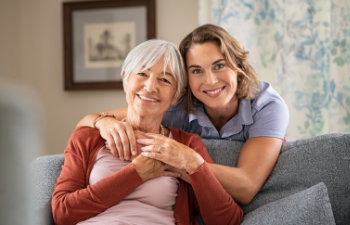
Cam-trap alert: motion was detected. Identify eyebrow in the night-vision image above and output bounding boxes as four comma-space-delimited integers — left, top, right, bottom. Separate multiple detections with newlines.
163, 71, 174, 76
188, 58, 226, 69
146, 68, 174, 77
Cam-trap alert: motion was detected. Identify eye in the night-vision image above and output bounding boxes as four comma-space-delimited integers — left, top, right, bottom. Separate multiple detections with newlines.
214, 63, 225, 70
159, 77, 171, 84
137, 72, 147, 77
190, 68, 202, 74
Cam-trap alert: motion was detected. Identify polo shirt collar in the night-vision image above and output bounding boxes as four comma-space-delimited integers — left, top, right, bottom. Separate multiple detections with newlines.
189, 99, 254, 138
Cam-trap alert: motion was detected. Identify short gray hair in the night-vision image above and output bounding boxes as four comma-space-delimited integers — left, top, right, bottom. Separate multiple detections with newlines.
122, 39, 186, 98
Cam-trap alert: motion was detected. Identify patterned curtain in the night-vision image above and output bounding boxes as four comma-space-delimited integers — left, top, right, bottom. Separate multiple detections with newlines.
199, 0, 350, 140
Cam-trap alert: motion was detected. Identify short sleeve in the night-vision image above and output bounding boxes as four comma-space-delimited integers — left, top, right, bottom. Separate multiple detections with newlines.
247, 98, 289, 139
162, 102, 189, 130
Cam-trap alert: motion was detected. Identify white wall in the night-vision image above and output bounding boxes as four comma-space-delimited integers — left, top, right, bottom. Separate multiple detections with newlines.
0, 0, 198, 155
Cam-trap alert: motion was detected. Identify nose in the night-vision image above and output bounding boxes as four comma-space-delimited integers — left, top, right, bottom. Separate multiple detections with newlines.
206, 70, 218, 84
143, 76, 157, 92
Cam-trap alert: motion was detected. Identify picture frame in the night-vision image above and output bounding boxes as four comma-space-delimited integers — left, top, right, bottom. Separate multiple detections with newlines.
63, 0, 156, 90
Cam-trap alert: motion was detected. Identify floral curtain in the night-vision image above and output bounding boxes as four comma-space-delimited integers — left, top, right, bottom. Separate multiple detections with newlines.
199, 0, 350, 140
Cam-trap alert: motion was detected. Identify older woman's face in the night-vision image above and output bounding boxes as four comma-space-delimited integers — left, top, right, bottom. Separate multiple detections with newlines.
124, 58, 178, 118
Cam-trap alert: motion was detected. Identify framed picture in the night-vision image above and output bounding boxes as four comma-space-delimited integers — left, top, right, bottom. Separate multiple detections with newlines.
63, 0, 156, 90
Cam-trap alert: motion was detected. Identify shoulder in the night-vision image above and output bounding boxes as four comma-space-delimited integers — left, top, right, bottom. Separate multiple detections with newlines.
170, 127, 199, 139
246, 81, 289, 139
68, 127, 105, 151
70, 126, 102, 141
170, 128, 203, 147
253, 81, 287, 111
163, 102, 189, 129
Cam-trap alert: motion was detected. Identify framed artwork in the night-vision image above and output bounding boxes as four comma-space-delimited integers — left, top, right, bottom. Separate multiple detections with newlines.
63, 0, 156, 90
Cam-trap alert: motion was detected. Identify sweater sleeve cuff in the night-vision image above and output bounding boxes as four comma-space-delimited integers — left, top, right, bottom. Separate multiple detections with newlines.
188, 161, 215, 182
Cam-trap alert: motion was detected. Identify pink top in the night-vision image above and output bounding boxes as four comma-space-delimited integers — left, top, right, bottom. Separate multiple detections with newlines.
78, 145, 179, 225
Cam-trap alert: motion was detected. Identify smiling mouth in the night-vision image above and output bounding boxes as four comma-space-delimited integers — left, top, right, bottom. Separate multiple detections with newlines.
203, 87, 225, 97
137, 94, 159, 102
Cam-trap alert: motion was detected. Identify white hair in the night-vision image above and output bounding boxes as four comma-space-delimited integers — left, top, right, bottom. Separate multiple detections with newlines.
122, 39, 186, 98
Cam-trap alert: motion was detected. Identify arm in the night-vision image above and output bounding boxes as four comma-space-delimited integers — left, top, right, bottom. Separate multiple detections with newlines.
139, 130, 243, 225
51, 127, 143, 225
52, 127, 177, 225
189, 163, 243, 225
76, 107, 127, 128
76, 107, 137, 160
209, 92, 289, 204
187, 133, 243, 225
208, 137, 282, 204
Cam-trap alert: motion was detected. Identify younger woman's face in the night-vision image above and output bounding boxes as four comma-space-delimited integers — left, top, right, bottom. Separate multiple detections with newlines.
186, 42, 239, 111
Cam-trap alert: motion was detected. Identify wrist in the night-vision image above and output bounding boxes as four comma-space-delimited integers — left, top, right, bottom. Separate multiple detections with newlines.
93, 112, 116, 129
185, 152, 204, 174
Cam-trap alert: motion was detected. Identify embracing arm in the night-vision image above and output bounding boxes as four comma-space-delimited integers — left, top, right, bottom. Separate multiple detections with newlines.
76, 107, 127, 128
76, 107, 137, 160
208, 136, 282, 204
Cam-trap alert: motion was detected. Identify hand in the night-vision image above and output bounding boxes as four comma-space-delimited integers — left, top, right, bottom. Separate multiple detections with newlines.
95, 117, 137, 160
168, 168, 191, 183
137, 133, 204, 174
132, 155, 181, 182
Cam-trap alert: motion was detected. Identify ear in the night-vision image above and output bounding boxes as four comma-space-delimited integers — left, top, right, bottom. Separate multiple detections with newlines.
171, 88, 186, 106
122, 72, 127, 92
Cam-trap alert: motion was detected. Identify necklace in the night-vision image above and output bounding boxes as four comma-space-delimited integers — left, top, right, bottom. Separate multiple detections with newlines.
121, 118, 165, 136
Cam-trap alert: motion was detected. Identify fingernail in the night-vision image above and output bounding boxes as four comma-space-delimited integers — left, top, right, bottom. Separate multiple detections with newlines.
132, 151, 137, 155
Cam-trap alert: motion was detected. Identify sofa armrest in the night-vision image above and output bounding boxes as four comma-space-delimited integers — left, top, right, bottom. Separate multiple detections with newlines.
31, 154, 64, 225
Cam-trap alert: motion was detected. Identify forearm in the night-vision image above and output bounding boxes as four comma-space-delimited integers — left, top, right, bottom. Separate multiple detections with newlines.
208, 137, 282, 204
190, 162, 243, 225
207, 163, 260, 204
52, 163, 143, 225
76, 113, 99, 128
76, 108, 128, 128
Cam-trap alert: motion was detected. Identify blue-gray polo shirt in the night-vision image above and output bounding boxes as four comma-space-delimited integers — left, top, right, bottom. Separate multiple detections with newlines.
162, 81, 289, 141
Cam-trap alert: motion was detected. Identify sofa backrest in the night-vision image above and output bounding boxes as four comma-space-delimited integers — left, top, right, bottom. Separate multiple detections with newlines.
31, 133, 350, 225
203, 133, 350, 225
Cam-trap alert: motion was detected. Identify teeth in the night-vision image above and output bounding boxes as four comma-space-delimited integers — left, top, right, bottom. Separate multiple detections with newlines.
206, 88, 221, 95
138, 94, 157, 102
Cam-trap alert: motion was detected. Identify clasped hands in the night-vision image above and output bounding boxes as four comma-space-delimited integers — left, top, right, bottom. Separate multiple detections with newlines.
131, 131, 204, 183
99, 118, 204, 182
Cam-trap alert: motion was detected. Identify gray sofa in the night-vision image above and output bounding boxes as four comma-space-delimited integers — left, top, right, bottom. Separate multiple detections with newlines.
31, 132, 350, 225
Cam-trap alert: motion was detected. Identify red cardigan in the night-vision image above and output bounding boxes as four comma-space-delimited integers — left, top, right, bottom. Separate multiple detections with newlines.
52, 127, 243, 225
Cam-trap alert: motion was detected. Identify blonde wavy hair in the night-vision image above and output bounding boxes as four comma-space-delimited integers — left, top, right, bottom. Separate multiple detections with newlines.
179, 24, 260, 112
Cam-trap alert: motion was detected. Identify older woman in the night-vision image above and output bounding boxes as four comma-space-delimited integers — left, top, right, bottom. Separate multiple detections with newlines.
51, 40, 242, 225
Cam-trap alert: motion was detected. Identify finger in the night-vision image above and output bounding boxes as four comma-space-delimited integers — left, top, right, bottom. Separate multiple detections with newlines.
106, 134, 118, 157
136, 138, 156, 146
124, 122, 137, 156
117, 127, 131, 160
112, 131, 125, 160
161, 171, 181, 178
141, 151, 158, 159
140, 145, 157, 152
143, 132, 167, 139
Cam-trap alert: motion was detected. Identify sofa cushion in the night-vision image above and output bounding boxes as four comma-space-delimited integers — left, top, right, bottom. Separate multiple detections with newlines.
240, 182, 335, 225
202, 132, 350, 225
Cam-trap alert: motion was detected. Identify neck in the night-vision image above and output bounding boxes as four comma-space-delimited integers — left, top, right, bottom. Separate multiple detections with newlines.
125, 110, 164, 134
204, 99, 239, 131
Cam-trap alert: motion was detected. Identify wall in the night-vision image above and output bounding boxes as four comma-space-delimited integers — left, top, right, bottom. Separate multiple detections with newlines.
0, 0, 198, 155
